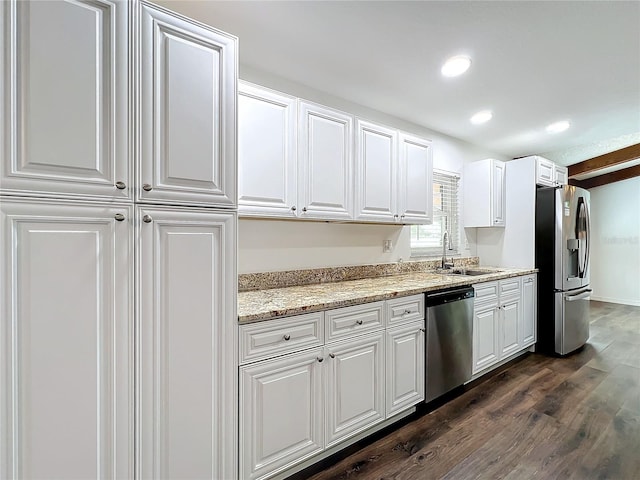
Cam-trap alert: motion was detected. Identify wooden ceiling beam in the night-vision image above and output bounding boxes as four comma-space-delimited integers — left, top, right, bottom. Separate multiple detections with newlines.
568, 143, 640, 177
569, 164, 640, 189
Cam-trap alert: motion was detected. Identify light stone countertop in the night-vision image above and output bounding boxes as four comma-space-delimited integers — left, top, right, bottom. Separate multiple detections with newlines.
238, 267, 537, 323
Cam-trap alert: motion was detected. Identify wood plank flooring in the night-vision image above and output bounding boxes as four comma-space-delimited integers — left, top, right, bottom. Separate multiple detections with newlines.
291, 301, 640, 480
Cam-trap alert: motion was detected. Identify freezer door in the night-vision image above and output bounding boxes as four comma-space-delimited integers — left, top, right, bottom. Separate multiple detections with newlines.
555, 186, 590, 291
554, 287, 591, 355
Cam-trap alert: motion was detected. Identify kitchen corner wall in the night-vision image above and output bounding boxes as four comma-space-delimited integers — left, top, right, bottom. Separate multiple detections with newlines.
237, 66, 508, 273
589, 177, 640, 306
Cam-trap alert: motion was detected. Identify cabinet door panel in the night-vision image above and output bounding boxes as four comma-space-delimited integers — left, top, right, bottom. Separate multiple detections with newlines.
355, 120, 396, 222
239, 349, 323, 480
140, 3, 236, 207
536, 158, 555, 186
398, 133, 433, 224
238, 83, 297, 217
0, 199, 133, 479
138, 207, 236, 480
521, 275, 537, 347
299, 102, 353, 220
492, 160, 506, 226
325, 332, 385, 447
386, 322, 424, 417
1, 0, 130, 200
472, 304, 499, 374
501, 297, 521, 357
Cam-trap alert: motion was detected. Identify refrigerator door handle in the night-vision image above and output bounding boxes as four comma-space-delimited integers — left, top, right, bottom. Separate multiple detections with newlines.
565, 288, 592, 301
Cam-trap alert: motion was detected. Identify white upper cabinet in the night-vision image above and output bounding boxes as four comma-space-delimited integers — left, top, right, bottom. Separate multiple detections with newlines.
554, 164, 568, 186
238, 82, 297, 217
398, 133, 433, 224
463, 158, 506, 227
1, 198, 133, 479
298, 101, 354, 220
0, 0, 131, 200
535, 156, 555, 186
139, 2, 237, 207
355, 119, 398, 222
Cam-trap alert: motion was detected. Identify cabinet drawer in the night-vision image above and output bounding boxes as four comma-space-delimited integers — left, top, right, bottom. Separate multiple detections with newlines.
473, 281, 498, 305
239, 312, 324, 364
500, 278, 522, 298
325, 301, 385, 342
386, 294, 425, 326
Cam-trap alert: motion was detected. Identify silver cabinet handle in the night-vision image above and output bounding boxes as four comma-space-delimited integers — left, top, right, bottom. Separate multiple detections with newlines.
302, 207, 307, 213
142, 215, 153, 223
393, 214, 399, 220
317, 357, 324, 363
283, 334, 291, 341
142, 184, 153, 191
356, 320, 363, 325
114, 213, 125, 221
115, 181, 126, 190
291, 206, 297, 212
404, 309, 412, 315
420, 328, 426, 333
329, 353, 335, 359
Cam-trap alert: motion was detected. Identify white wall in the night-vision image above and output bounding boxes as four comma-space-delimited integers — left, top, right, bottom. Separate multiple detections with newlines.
236, 68, 507, 273
589, 177, 640, 306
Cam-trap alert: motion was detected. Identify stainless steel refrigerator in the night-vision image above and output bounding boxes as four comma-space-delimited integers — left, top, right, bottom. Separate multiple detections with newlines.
535, 185, 591, 355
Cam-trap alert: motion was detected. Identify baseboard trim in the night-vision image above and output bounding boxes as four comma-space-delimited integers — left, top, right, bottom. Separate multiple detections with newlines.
591, 296, 640, 307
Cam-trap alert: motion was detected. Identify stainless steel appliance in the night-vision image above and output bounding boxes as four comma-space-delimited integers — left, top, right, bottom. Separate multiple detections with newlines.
535, 185, 591, 355
425, 287, 474, 403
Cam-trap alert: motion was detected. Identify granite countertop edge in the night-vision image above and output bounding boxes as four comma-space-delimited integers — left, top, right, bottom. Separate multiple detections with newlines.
238, 267, 538, 324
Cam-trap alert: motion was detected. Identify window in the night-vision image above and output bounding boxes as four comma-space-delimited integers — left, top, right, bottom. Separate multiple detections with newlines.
411, 170, 460, 257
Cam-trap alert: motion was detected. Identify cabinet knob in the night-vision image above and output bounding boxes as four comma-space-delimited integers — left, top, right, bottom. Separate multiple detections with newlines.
420, 328, 426, 333
317, 357, 324, 363
142, 184, 153, 191
401, 214, 405, 220
404, 309, 412, 315
115, 181, 126, 190
356, 319, 363, 325
329, 353, 335, 359
283, 334, 291, 341
114, 213, 125, 221
291, 206, 297, 212
394, 214, 399, 220
142, 214, 153, 223
302, 207, 307, 213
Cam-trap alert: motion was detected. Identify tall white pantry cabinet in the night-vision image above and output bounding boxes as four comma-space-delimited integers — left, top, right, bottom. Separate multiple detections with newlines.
0, 1, 238, 479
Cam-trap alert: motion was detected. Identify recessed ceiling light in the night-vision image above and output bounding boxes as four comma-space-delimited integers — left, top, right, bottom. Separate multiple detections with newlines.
470, 110, 492, 125
546, 120, 570, 133
441, 55, 472, 77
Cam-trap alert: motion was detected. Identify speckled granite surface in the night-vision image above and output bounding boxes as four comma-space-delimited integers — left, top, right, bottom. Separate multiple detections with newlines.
238, 257, 480, 291
238, 266, 537, 323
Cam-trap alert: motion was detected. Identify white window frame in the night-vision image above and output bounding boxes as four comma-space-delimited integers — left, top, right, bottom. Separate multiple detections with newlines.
410, 169, 460, 258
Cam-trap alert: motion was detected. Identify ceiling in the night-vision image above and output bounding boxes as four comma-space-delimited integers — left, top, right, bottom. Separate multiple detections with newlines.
157, 0, 640, 167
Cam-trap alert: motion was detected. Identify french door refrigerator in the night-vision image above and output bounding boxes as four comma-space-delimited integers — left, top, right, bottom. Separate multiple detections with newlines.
535, 185, 591, 355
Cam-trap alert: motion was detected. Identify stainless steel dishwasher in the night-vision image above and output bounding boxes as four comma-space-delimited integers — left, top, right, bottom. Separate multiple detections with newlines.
425, 286, 475, 403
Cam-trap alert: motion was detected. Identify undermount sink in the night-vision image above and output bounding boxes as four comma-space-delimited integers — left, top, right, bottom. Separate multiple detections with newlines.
438, 268, 501, 276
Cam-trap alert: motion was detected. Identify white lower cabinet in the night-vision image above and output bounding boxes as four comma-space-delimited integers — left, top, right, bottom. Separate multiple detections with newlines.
0, 198, 134, 479
472, 300, 500, 374
239, 348, 324, 480
520, 274, 537, 347
472, 275, 536, 375
137, 206, 237, 480
239, 294, 424, 479
386, 321, 425, 417
325, 332, 385, 448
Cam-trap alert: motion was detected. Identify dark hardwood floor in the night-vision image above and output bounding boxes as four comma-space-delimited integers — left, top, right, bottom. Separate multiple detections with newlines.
293, 301, 640, 480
